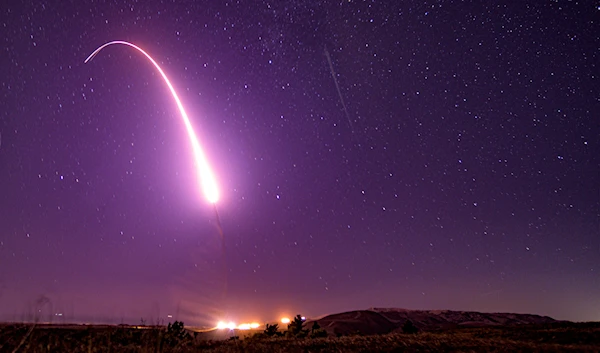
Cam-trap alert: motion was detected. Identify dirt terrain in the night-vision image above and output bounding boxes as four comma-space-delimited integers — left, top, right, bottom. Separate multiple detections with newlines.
1, 309, 598, 352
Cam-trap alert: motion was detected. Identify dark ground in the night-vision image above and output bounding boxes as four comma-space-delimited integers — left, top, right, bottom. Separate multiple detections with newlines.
1, 321, 599, 352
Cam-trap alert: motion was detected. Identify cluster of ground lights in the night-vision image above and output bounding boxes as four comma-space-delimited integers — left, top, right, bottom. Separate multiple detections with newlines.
215, 316, 305, 330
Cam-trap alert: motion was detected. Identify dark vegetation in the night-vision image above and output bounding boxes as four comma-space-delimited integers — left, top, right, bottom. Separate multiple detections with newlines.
401, 319, 419, 334
0, 320, 598, 352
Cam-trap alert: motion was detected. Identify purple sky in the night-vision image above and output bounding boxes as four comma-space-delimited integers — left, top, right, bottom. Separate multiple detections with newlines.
1, 1, 598, 326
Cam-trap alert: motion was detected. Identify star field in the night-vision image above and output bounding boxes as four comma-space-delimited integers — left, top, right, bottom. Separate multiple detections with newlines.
0, 1, 598, 325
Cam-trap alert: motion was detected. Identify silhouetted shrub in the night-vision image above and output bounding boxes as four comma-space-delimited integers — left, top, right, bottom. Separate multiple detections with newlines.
264, 323, 283, 337
163, 321, 191, 347
402, 320, 419, 334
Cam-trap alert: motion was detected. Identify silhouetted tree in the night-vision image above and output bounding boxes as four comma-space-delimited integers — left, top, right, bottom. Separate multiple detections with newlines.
402, 320, 419, 334
309, 321, 328, 338
287, 314, 308, 338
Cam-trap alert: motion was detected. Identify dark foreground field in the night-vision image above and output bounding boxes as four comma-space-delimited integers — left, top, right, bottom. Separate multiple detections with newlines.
1, 321, 599, 352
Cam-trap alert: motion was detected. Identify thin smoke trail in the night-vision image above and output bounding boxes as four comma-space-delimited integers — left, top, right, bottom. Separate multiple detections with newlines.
213, 204, 227, 301
324, 45, 354, 132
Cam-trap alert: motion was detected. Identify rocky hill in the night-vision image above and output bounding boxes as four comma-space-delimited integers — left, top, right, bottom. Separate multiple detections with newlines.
308, 308, 558, 336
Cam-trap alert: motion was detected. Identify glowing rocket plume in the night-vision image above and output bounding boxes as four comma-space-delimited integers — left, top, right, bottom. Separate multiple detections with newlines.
85, 41, 219, 203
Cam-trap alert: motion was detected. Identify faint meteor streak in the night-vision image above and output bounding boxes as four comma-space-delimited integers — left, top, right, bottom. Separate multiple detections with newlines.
324, 45, 354, 132
85, 41, 219, 204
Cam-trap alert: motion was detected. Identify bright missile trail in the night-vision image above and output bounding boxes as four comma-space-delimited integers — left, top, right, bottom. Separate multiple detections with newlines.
85, 41, 229, 313
85, 41, 219, 204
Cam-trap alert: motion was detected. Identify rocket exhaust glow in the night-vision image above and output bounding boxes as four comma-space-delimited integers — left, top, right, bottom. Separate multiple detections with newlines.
85, 41, 219, 204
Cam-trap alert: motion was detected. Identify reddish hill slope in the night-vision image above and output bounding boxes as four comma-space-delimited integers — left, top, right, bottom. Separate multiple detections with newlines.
308, 308, 558, 336
310, 310, 397, 336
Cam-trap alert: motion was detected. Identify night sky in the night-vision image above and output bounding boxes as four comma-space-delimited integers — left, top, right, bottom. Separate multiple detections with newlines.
1, 1, 598, 326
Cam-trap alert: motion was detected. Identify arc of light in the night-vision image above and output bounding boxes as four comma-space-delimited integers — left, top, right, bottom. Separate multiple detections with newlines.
85, 41, 219, 204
